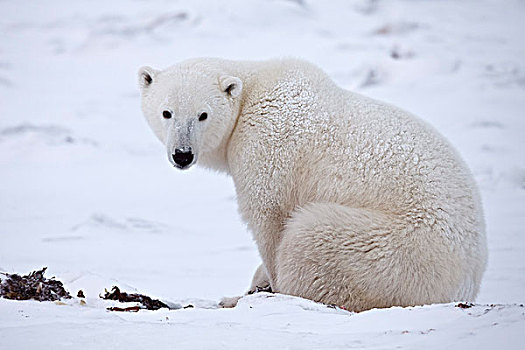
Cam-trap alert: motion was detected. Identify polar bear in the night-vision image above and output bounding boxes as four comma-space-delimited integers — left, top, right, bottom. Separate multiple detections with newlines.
138, 58, 487, 311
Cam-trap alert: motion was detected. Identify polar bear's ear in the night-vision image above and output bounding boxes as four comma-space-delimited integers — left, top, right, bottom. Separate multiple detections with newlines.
219, 75, 243, 98
138, 66, 157, 89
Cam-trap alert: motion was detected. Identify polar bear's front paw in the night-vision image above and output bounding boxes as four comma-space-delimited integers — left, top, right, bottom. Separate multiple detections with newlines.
248, 264, 272, 294
218, 295, 242, 308
247, 284, 273, 295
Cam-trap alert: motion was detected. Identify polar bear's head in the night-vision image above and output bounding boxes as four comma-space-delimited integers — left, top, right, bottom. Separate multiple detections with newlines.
138, 61, 243, 170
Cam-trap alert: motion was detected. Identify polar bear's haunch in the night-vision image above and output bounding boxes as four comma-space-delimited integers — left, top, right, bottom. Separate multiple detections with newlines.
139, 58, 487, 311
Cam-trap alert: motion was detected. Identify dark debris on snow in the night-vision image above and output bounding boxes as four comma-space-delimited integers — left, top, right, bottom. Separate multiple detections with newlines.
0, 267, 71, 301
101, 286, 172, 311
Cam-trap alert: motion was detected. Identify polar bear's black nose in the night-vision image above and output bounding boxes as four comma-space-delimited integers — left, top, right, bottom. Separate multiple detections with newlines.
172, 147, 194, 168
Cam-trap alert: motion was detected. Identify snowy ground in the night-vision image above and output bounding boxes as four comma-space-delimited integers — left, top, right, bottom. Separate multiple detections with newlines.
1, 0, 524, 349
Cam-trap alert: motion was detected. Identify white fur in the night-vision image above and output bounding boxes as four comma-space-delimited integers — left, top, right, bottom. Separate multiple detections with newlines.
139, 58, 487, 311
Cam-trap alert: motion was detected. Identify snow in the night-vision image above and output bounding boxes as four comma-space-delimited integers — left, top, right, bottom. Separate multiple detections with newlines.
0, 0, 524, 348
1, 294, 523, 350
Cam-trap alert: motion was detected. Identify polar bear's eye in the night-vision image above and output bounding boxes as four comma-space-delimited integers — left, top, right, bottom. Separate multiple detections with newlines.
198, 112, 208, 121
162, 110, 172, 119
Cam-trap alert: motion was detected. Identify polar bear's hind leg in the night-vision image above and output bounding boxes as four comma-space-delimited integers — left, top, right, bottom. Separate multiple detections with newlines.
274, 202, 466, 312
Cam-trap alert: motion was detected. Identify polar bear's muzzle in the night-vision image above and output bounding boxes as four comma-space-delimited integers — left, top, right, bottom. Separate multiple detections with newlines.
171, 146, 194, 169
166, 119, 198, 170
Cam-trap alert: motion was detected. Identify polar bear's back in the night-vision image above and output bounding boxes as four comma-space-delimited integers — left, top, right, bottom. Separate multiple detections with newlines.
234, 58, 479, 212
